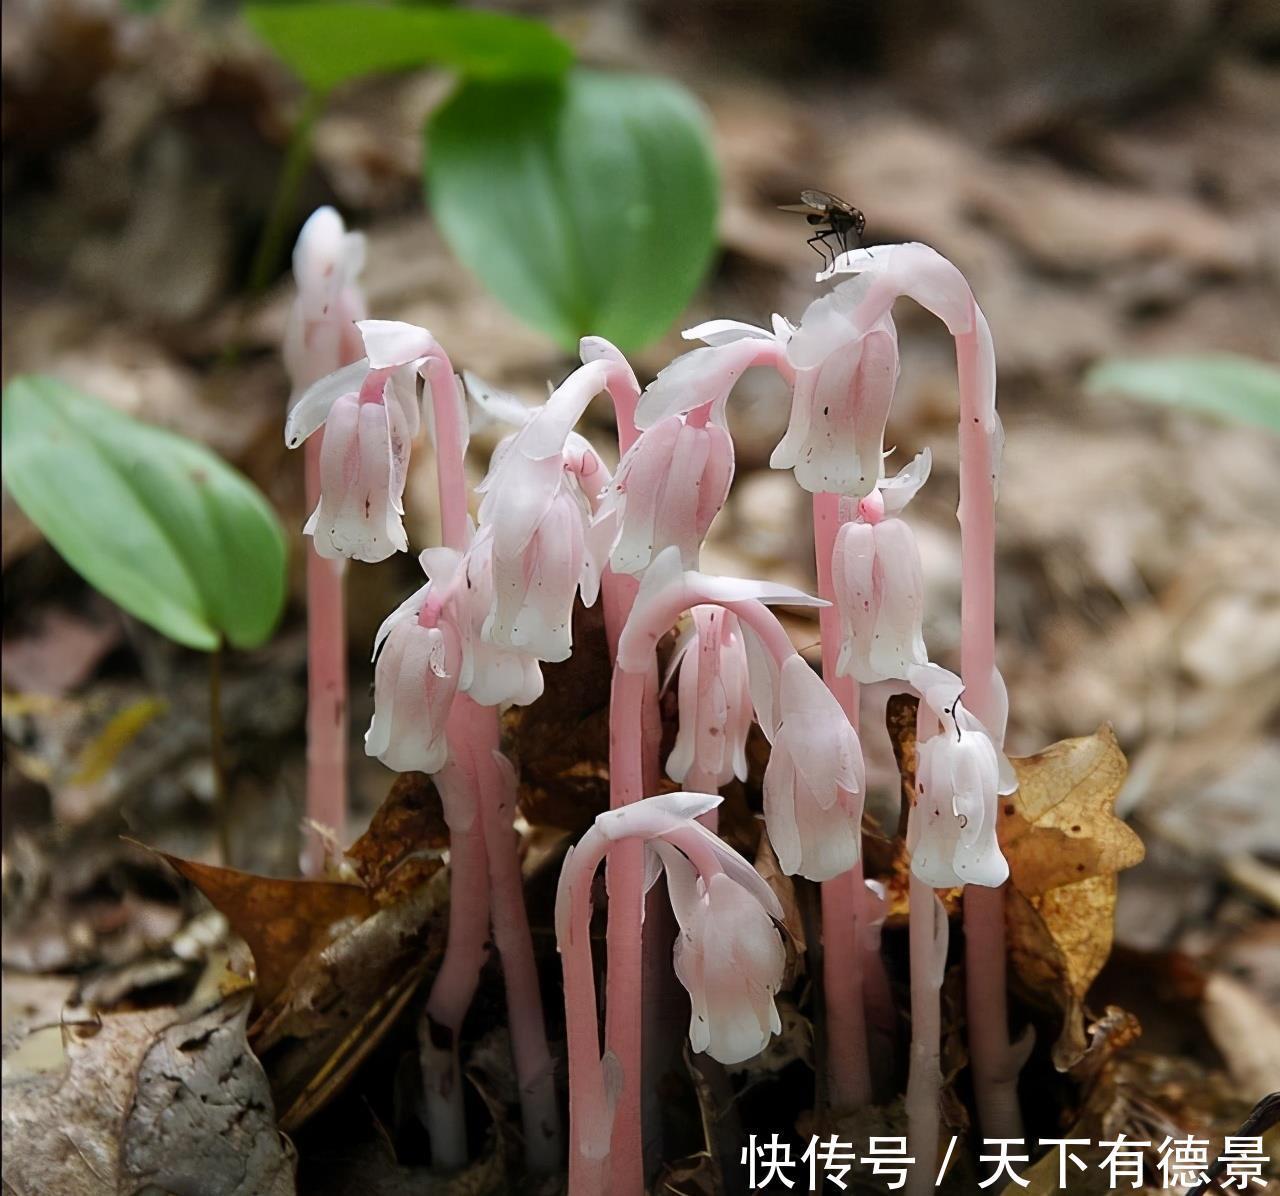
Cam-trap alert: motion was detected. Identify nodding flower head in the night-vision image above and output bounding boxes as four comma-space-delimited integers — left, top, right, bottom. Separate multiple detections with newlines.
832, 449, 931, 684
473, 356, 623, 662
660, 843, 787, 1065
666, 607, 753, 789
598, 404, 734, 577
906, 663, 1011, 889
284, 206, 367, 394
762, 655, 866, 882
365, 550, 471, 775
284, 320, 457, 563
557, 792, 786, 1066
772, 274, 899, 499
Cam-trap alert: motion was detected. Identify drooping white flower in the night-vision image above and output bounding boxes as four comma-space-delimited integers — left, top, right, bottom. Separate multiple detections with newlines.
597, 407, 734, 576
832, 450, 931, 684
556, 792, 786, 1067
659, 844, 787, 1065
762, 655, 866, 881
773, 274, 899, 498
473, 352, 626, 662
365, 551, 470, 774
906, 663, 1011, 889
666, 607, 753, 789
285, 320, 461, 563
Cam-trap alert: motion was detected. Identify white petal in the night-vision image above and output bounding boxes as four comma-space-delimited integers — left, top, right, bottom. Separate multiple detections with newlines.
357, 319, 434, 368
285, 359, 369, 447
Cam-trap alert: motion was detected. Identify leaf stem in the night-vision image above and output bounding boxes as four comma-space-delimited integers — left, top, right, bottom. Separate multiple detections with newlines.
209, 641, 231, 866
248, 89, 327, 298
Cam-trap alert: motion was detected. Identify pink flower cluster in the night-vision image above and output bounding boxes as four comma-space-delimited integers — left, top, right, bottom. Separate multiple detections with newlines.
286, 212, 1025, 1192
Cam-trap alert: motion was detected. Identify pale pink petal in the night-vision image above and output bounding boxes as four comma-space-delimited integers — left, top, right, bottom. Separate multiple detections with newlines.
867, 518, 928, 682
285, 361, 368, 447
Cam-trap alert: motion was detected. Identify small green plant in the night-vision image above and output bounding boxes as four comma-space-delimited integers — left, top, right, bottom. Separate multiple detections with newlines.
1086, 352, 1280, 433
3, 375, 287, 651
244, 2, 719, 352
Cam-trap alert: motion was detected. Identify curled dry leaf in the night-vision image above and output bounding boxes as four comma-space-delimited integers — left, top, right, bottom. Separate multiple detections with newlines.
148, 770, 452, 1134
344, 769, 450, 906
1, 991, 295, 1196
1000, 726, 1146, 1070
156, 850, 377, 1010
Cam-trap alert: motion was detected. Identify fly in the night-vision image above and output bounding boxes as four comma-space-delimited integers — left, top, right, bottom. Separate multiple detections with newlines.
779, 189, 867, 268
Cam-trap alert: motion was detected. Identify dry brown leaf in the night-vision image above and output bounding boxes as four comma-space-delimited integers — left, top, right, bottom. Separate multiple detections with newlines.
507, 601, 612, 834
1000, 726, 1145, 1069
345, 769, 449, 906
1, 991, 294, 1196
252, 871, 448, 1132
158, 851, 377, 1009
753, 832, 806, 986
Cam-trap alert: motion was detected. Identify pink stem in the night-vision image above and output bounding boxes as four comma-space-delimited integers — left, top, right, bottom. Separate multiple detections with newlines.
954, 323, 1022, 1141
905, 875, 946, 1196
812, 491, 873, 1111
472, 706, 563, 1172
605, 592, 797, 1190
419, 774, 490, 1170
604, 667, 648, 1194
302, 434, 348, 876
562, 820, 725, 1196
418, 345, 562, 1166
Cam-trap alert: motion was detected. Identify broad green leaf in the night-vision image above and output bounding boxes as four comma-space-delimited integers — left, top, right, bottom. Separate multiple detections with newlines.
2, 376, 287, 652
245, 4, 572, 91
426, 69, 720, 352
1085, 353, 1280, 434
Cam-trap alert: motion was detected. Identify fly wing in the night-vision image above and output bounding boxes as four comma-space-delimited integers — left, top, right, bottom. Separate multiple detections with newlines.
799, 188, 846, 211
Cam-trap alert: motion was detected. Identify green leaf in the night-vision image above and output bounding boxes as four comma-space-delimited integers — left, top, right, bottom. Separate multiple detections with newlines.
2, 376, 288, 652
426, 69, 720, 352
1085, 353, 1280, 433
245, 4, 573, 91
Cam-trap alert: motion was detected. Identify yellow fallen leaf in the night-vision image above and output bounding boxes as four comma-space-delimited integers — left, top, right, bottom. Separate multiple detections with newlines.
69, 696, 168, 784
999, 726, 1145, 1069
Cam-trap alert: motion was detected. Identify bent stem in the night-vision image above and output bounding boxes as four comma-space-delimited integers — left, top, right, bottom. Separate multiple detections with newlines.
812, 491, 874, 1111
302, 434, 348, 876
562, 815, 724, 1196
954, 320, 1022, 1140
905, 875, 946, 1196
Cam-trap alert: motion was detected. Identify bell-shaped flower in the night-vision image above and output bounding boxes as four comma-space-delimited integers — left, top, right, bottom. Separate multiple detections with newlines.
762, 655, 866, 881
557, 792, 786, 1067
597, 403, 734, 576
474, 356, 624, 662
461, 530, 545, 707
813, 242, 1004, 489
284, 206, 367, 395
772, 273, 899, 498
658, 842, 786, 1065
365, 550, 471, 774
832, 450, 931, 683
285, 320, 450, 563
666, 607, 753, 789
906, 663, 1010, 889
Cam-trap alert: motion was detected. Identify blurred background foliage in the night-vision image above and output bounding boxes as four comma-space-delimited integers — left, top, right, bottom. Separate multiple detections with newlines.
2, 0, 1279, 1183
